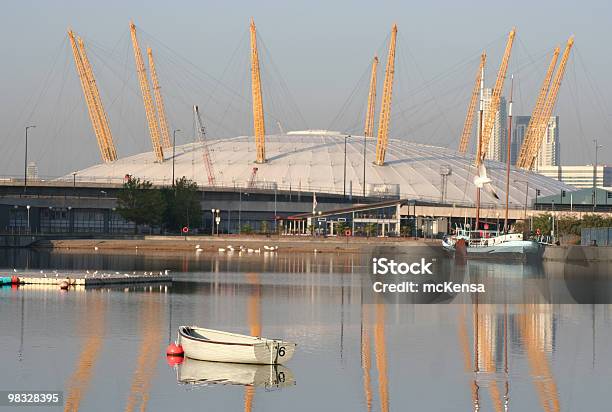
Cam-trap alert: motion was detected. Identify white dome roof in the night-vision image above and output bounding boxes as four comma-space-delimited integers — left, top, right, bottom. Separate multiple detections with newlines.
69, 133, 572, 207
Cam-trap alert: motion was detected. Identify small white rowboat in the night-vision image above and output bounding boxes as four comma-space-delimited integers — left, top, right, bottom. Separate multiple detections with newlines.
178, 326, 296, 365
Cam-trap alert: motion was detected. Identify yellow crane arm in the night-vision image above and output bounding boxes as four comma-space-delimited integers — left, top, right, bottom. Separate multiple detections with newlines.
68, 30, 115, 163
374, 24, 398, 166
147, 48, 172, 149
364, 56, 379, 138
129, 21, 164, 162
250, 18, 266, 164
77, 37, 117, 162
516, 47, 560, 168
459, 52, 486, 154
519, 37, 573, 170
478, 28, 516, 164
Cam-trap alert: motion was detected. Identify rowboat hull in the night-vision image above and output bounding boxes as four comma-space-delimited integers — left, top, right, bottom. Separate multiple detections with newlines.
178, 326, 296, 365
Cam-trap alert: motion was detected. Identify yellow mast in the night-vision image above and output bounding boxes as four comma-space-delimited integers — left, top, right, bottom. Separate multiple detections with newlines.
478, 28, 516, 164
459, 52, 486, 154
364, 56, 379, 138
129, 21, 164, 162
518, 37, 573, 170
68, 30, 116, 163
515, 47, 560, 168
147, 47, 172, 149
250, 18, 266, 164
374, 24, 398, 166
77, 37, 117, 162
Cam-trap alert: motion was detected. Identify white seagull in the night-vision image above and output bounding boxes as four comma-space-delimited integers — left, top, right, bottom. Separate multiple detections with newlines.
473, 163, 499, 200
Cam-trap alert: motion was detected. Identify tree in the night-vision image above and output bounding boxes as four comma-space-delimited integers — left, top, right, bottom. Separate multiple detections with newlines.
532, 214, 553, 236
336, 221, 348, 236
163, 177, 202, 231
242, 224, 253, 234
116, 176, 165, 228
364, 223, 378, 237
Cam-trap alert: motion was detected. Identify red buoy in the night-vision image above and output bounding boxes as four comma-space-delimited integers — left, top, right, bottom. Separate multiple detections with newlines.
11, 276, 19, 284
166, 342, 184, 357
166, 355, 184, 367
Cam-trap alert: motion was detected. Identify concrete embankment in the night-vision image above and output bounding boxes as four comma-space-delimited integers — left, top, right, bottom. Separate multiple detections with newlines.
34, 236, 443, 254
544, 245, 612, 262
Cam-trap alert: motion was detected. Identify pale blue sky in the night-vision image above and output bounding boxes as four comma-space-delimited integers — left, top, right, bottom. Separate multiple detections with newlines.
1, 0, 610, 176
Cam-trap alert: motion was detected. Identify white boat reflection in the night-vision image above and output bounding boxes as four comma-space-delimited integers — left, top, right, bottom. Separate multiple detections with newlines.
178, 357, 295, 389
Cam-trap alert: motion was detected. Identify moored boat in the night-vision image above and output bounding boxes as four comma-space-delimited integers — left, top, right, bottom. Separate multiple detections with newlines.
178, 326, 296, 365
442, 227, 544, 261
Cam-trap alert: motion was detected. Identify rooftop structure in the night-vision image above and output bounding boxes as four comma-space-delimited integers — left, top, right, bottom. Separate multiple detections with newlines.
68, 132, 572, 208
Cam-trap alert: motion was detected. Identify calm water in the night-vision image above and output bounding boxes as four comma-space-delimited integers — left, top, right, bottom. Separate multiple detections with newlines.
0, 249, 611, 411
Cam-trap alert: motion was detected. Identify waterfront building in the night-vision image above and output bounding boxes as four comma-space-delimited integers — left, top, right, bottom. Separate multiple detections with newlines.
537, 165, 612, 188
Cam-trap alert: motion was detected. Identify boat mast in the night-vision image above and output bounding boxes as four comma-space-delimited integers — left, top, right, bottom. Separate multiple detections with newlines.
475, 61, 485, 231
504, 75, 514, 233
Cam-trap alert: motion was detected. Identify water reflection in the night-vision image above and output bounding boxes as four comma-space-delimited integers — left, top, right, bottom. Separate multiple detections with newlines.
245, 272, 261, 412
0, 249, 610, 411
63, 293, 106, 412
125, 295, 165, 412
178, 358, 295, 388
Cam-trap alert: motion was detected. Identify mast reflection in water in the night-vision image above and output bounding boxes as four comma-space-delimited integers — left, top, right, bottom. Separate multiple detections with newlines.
0, 249, 609, 411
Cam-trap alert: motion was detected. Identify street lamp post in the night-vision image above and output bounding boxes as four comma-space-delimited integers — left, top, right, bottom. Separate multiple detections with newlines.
593, 139, 603, 211
211, 209, 215, 236
172, 129, 181, 188
72, 171, 77, 196
215, 209, 220, 236
24, 125, 36, 193
26, 205, 31, 233
344, 135, 350, 198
